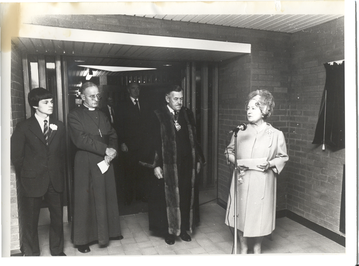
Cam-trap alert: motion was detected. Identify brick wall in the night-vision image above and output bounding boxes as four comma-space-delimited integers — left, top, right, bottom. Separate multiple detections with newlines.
218, 17, 344, 235
217, 31, 291, 211
287, 18, 345, 235
10, 40, 25, 251
218, 55, 252, 203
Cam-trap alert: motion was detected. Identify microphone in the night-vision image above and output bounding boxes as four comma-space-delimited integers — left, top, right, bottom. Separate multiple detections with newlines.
229, 123, 247, 133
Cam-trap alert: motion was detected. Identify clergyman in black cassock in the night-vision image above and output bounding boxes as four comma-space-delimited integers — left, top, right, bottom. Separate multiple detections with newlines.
68, 82, 122, 253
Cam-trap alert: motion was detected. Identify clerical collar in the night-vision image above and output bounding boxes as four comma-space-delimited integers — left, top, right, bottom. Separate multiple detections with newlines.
83, 103, 95, 111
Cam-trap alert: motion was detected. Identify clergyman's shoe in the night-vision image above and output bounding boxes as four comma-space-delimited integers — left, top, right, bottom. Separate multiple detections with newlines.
77, 245, 91, 253
180, 232, 192, 242
52, 252, 66, 256
164, 233, 175, 245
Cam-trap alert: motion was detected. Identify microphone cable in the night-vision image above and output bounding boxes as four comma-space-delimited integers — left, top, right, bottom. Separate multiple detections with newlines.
225, 134, 236, 254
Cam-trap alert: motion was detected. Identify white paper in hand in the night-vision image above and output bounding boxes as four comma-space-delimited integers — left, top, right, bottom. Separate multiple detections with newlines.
237, 157, 267, 171
97, 160, 109, 174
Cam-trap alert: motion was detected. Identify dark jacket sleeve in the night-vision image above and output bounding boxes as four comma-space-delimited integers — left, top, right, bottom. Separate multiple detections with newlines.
11, 121, 25, 172
56, 120, 66, 169
153, 112, 163, 168
139, 110, 161, 168
185, 108, 206, 165
116, 103, 125, 145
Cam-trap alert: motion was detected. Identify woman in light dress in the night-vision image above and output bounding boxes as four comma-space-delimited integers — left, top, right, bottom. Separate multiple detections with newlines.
225, 89, 289, 254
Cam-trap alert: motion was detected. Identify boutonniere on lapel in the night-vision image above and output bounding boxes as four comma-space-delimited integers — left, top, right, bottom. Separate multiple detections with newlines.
49, 124, 58, 131
48, 124, 58, 140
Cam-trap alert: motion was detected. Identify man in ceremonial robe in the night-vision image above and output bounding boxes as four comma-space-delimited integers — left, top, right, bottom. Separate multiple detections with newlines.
140, 85, 205, 245
68, 82, 122, 253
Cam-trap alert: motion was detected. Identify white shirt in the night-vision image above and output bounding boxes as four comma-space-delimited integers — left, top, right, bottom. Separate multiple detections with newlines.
107, 105, 114, 123
35, 113, 50, 132
166, 105, 176, 115
130, 97, 140, 110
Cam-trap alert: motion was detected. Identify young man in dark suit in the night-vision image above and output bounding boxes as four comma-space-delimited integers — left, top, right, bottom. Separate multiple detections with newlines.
11, 88, 66, 256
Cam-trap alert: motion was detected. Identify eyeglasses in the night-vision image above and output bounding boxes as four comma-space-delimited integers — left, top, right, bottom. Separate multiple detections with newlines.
87, 94, 102, 100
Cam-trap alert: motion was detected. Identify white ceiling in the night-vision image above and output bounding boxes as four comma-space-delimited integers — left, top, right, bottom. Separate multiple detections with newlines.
139, 14, 343, 33
16, 14, 344, 77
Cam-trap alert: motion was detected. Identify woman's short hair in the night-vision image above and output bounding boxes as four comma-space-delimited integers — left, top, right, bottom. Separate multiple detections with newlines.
80, 82, 98, 94
28, 87, 53, 108
246, 89, 275, 119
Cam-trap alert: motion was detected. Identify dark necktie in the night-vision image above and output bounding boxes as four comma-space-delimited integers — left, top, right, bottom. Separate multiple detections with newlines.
173, 111, 181, 131
44, 119, 49, 145
134, 99, 140, 111
108, 105, 114, 124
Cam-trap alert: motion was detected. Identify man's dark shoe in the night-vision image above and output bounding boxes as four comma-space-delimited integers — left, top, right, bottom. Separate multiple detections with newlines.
180, 232, 191, 242
77, 245, 91, 253
164, 233, 175, 245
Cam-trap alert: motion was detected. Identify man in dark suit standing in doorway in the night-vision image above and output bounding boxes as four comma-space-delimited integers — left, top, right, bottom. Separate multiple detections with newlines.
118, 82, 149, 205
11, 88, 66, 256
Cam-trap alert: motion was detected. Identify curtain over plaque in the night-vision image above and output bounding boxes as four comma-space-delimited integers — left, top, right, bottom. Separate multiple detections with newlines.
312, 62, 345, 151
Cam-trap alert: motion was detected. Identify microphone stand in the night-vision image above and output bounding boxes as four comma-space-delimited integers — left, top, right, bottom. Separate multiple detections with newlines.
233, 130, 238, 254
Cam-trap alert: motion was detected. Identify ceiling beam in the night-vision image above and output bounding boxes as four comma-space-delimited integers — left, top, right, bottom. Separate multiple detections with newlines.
18, 24, 251, 55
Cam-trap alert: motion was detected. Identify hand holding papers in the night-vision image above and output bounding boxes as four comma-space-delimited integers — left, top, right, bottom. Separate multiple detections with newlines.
235, 157, 267, 184
236, 157, 267, 172
97, 159, 109, 174
98, 153, 118, 174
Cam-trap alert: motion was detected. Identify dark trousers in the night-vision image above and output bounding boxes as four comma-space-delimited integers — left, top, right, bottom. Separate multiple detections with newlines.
19, 183, 64, 256
122, 150, 147, 203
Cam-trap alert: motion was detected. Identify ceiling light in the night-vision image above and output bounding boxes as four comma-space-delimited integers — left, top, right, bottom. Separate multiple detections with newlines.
46, 62, 55, 69
78, 65, 156, 72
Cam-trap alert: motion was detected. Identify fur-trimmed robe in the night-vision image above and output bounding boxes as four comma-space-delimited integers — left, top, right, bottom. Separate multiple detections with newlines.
140, 105, 205, 236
